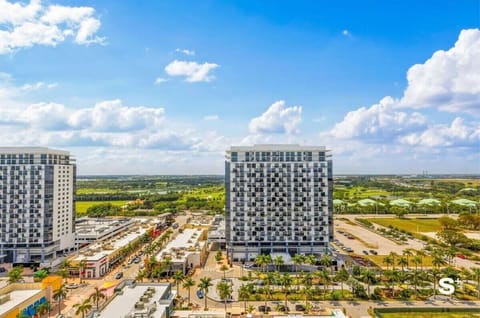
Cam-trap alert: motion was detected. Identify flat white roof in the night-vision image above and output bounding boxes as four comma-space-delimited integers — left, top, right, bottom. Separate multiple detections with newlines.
0, 289, 42, 316
156, 228, 204, 262
74, 227, 147, 262
227, 144, 328, 152
99, 284, 170, 318
0, 147, 69, 155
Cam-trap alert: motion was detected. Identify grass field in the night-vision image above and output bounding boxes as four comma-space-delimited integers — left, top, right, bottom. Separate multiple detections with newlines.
366, 218, 441, 233
366, 255, 435, 267
76, 200, 128, 213
378, 312, 480, 318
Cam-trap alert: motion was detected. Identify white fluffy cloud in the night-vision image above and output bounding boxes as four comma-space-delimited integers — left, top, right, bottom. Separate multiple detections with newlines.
329, 96, 426, 140
154, 77, 168, 85
249, 100, 302, 134
400, 28, 480, 115
326, 28, 480, 154
399, 117, 480, 147
0, 0, 104, 54
165, 60, 219, 82
68, 99, 165, 132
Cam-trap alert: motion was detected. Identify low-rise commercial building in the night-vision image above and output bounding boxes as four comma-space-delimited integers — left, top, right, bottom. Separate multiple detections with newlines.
98, 282, 174, 318
0, 276, 61, 318
156, 228, 207, 274
71, 226, 148, 278
208, 215, 226, 250
75, 217, 136, 247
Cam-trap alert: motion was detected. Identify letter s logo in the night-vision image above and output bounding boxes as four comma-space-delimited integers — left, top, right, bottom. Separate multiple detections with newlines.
439, 277, 455, 295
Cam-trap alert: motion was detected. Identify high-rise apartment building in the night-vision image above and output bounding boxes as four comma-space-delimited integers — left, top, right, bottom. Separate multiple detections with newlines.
0, 147, 76, 264
225, 144, 333, 262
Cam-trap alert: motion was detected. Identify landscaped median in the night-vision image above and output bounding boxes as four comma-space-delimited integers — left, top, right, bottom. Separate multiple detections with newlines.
372, 307, 480, 318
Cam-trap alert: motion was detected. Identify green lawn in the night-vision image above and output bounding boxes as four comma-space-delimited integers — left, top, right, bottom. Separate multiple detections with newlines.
76, 200, 128, 214
366, 218, 441, 233
379, 312, 480, 318
366, 255, 435, 267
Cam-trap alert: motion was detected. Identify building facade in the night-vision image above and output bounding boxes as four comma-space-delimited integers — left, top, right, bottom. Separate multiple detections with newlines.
0, 147, 76, 264
225, 144, 333, 262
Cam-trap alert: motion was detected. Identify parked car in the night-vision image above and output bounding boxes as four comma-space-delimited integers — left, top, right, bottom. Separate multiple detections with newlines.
115, 272, 124, 279
0, 267, 6, 273
362, 250, 369, 255
258, 305, 271, 313
277, 305, 289, 312
457, 254, 466, 259
196, 289, 204, 299
133, 257, 141, 264
295, 304, 306, 311
65, 283, 79, 289
369, 249, 378, 255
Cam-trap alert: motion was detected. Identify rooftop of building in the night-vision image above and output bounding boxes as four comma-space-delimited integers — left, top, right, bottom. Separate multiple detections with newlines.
0, 147, 70, 155
98, 283, 172, 318
156, 228, 205, 263
75, 217, 135, 237
0, 289, 42, 316
227, 144, 329, 152
73, 226, 148, 262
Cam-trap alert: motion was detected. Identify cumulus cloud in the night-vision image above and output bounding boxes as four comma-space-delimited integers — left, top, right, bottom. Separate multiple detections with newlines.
0, 0, 104, 54
175, 48, 195, 56
399, 117, 480, 148
249, 100, 302, 134
67, 99, 165, 132
329, 96, 426, 141
325, 28, 480, 155
165, 60, 219, 82
342, 29, 351, 37
400, 28, 480, 116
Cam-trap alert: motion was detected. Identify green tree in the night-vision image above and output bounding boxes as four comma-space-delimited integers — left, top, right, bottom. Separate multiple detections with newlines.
198, 277, 213, 310
238, 284, 252, 313
215, 250, 223, 263
472, 267, 480, 299
360, 268, 376, 298
220, 264, 229, 279
335, 267, 350, 298
74, 299, 92, 318
89, 287, 106, 312
183, 277, 196, 305
172, 271, 184, 297
279, 273, 292, 310
8, 266, 23, 283
273, 255, 284, 272
53, 284, 68, 315
216, 281, 233, 312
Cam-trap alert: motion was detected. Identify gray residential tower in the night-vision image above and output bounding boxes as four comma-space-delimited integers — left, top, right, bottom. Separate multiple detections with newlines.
0, 147, 76, 264
225, 144, 333, 262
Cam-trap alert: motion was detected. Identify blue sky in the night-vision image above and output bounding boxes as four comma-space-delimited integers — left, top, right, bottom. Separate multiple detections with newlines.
0, 0, 479, 174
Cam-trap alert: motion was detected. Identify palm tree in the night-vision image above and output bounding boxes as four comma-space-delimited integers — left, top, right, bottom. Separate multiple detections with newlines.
74, 299, 92, 318
398, 257, 408, 274
238, 283, 253, 313
316, 269, 331, 300
172, 271, 184, 297
78, 260, 87, 283
273, 255, 284, 272
472, 268, 480, 299
216, 280, 233, 312
335, 267, 349, 298
163, 256, 173, 277
360, 268, 376, 298
305, 254, 316, 267
320, 254, 333, 275
136, 270, 146, 282
183, 277, 196, 305
383, 255, 394, 270
53, 284, 67, 315
220, 264, 229, 279
89, 287, 106, 312
35, 302, 49, 317
198, 277, 213, 310
403, 249, 414, 270
279, 273, 292, 310
292, 254, 305, 275
430, 268, 441, 297
389, 252, 398, 270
